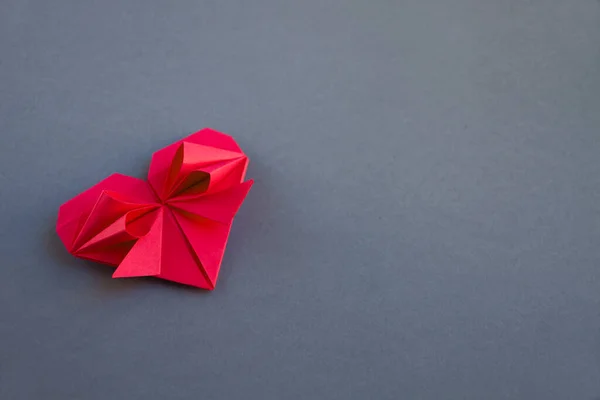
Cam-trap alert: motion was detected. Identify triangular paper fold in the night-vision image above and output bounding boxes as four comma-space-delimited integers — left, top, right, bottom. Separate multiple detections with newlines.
170, 210, 233, 288
113, 208, 165, 278
57, 174, 158, 251
156, 209, 214, 289
168, 180, 253, 224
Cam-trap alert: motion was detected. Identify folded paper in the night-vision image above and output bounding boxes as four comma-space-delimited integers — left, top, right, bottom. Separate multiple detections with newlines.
56, 128, 253, 289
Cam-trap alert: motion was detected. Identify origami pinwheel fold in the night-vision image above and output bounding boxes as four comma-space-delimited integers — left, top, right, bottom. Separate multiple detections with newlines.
56, 128, 253, 289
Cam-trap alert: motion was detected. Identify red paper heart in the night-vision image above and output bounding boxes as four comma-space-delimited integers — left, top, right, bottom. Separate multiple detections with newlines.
56, 128, 253, 289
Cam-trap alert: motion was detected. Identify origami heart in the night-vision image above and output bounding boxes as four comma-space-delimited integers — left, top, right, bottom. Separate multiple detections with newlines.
56, 128, 253, 289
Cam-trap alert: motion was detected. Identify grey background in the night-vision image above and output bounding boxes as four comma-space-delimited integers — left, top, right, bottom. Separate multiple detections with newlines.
1, 0, 599, 399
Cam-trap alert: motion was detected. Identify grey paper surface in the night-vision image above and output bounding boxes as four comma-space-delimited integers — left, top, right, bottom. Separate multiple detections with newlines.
1, 1, 600, 399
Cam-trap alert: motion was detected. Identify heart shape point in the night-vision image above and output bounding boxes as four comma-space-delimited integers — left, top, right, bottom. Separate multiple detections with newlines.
56, 128, 253, 289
